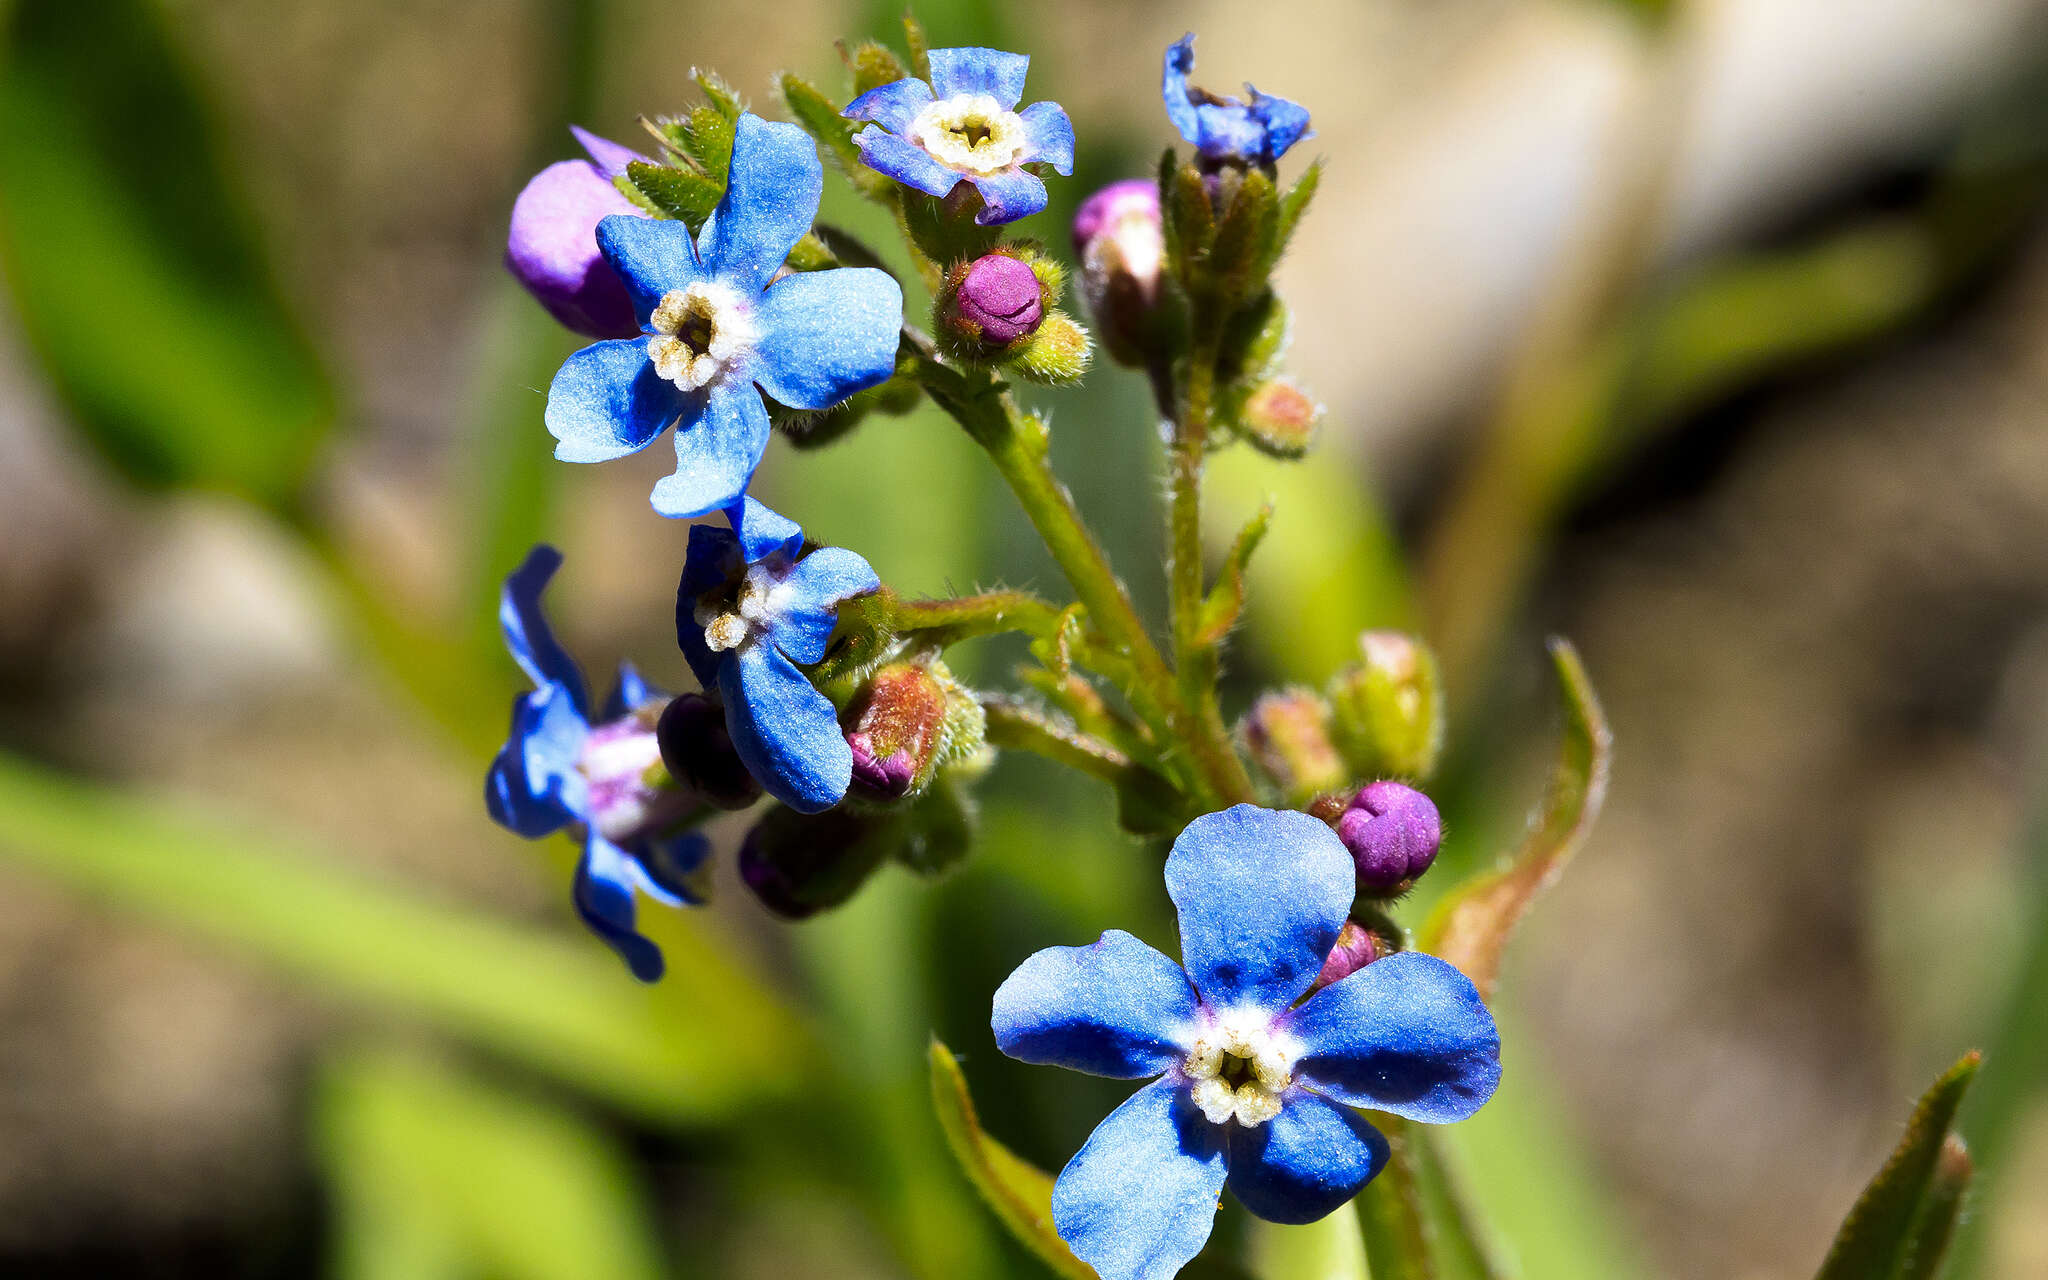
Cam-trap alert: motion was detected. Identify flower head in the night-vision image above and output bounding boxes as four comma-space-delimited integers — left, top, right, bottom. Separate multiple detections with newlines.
949, 253, 1045, 346
486, 546, 711, 982
992, 805, 1500, 1280
1161, 34, 1312, 168
677, 502, 880, 813
843, 47, 1075, 225
545, 113, 904, 520
505, 127, 647, 338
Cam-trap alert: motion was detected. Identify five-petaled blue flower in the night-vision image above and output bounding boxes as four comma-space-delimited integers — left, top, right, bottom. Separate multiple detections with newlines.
678, 504, 880, 814
487, 545, 710, 982
1161, 34, 1312, 168
992, 805, 1501, 1280
843, 47, 1075, 225
545, 112, 904, 521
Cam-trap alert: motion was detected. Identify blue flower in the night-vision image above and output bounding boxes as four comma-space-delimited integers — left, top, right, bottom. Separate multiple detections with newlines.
1161, 34, 1312, 168
992, 805, 1501, 1280
842, 47, 1075, 225
545, 113, 904, 520
487, 545, 711, 982
676, 503, 880, 814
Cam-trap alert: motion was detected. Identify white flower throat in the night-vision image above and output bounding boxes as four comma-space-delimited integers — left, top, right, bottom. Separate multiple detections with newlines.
696, 560, 792, 654
648, 282, 755, 392
911, 94, 1028, 176
1183, 1009, 1297, 1128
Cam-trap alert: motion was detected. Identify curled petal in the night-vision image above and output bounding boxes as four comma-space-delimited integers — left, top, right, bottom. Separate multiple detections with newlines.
498, 545, 586, 707
649, 383, 769, 520
1019, 101, 1075, 175
699, 114, 822, 294
766, 546, 881, 666
1283, 951, 1503, 1124
752, 267, 903, 411
574, 831, 666, 982
1247, 87, 1313, 161
724, 495, 805, 565
841, 76, 936, 134
676, 523, 744, 688
546, 338, 684, 465
1160, 34, 1202, 145
720, 642, 852, 814
594, 213, 705, 326
1051, 1078, 1228, 1280
1164, 805, 1351, 1013
992, 930, 1198, 1079
967, 167, 1048, 226
928, 46, 1030, 109
1224, 1091, 1389, 1224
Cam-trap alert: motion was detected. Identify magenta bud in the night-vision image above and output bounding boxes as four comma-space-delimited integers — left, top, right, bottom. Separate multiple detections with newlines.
952, 254, 1044, 345
1072, 180, 1164, 367
841, 662, 956, 802
1312, 920, 1381, 992
847, 732, 918, 801
656, 692, 762, 811
504, 128, 646, 339
1072, 179, 1159, 258
1336, 781, 1441, 892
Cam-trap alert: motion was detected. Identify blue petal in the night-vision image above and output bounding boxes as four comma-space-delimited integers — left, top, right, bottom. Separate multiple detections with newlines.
546, 338, 686, 464
723, 496, 804, 565
852, 126, 962, 197
519, 683, 591, 818
1194, 103, 1269, 163
698, 114, 822, 295
752, 267, 903, 411
721, 642, 851, 814
1163, 805, 1351, 1013
841, 77, 935, 135
991, 930, 1199, 1078
967, 167, 1047, 225
595, 213, 705, 325
650, 382, 769, 519
1281, 951, 1503, 1123
1247, 88, 1312, 161
629, 828, 714, 906
1161, 35, 1202, 145
1019, 101, 1075, 175
499, 545, 587, 709
1225, 1091, 1389, 1224
486, 704, 574, 837
928, 47, 1030, 110
764, 546, 881, 666
601, 661, 654, 720
1051, 1078, 1228, 1280
676, 524, 744, 688
574, 831, 666, 982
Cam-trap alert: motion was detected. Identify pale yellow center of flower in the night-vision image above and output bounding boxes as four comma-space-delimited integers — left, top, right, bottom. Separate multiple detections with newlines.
911, 95, 1028, 176
695, 563, 794, 655
647, 282, 756, 392
1183, 1010, 1296, 1128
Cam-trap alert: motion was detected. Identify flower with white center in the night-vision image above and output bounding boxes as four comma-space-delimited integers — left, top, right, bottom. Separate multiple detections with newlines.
991, 805, 1503, 1280
842, 46, 1075, 225
486, 545, 712, 982
676, 503, 881, 814
545, 113, 903, 522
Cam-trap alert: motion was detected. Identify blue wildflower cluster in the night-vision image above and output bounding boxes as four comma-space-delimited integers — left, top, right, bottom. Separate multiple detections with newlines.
491, 20, 1509, 1277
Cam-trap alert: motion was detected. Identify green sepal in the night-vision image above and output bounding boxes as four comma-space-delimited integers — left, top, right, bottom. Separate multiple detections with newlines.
844, 39, 909, 95
903, 12, 932, 81
1162, 153, 1216, 293
617, 161, 721, 231
693, 68, 744, 120
897, 184, 1000, 268
891, 771, 977, 876
1196, 500, 1273, 646
1816, 1053, 1980, 1280
1269, 158, 1322, 273
780, 71, 891, 199
784, 232, 837, 272
1007, 312, 1091, 387
676, 104, 735, 183
1212, 167, 1278, 308
1218, 289, 1291, 387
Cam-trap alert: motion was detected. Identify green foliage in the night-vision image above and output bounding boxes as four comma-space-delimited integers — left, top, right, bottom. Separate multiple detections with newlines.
1196, 500, 1274, 646
619, 160, 722, 230
781, 71, 893, 199
0, 0, 331, 508
845, 39, 909, 95
1817, 1053, 1980, 1280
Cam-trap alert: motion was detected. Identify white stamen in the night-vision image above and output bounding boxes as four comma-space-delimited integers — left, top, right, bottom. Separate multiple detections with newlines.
910, 94, 1029, 176
1181, 1008, 1298, 1128
703, 612, 749, 653
647, 282, 757, 392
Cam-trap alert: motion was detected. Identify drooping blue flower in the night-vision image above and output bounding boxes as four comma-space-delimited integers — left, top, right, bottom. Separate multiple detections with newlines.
545, 113, 904, 521
992, 805, 1501, 1280
842, 47, 1075, 225
1161, 34, 1312, 168
676, 504, 880, 814
487, 545, 712, 982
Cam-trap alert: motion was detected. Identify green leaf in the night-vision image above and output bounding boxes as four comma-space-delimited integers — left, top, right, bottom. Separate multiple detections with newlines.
679, 104, 735, 183
0, 0, 332, 508
1411, 1126, 1510, 1280
1421, 638, 1611, 997
1247, 1209, 1367, 1280
1212, 169, 1278, 307
1269, 158, 1323, 272
928, 1038, 1093, 1280
692, 66, 743, 121
1817, 1053, 1981, 1280
1897, 1136, 1971, 1280
1357, 1118, 1436, 1280
619, 160, 721, 230
781, 71, 889, 198
1196, 499, 1273, 646
903, 12, 932, 82
0, 749, 807, 1124
846, 39, 909, 95
317, 1046, 667, 1280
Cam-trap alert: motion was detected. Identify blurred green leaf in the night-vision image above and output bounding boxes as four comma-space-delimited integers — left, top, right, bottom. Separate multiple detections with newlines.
0, 749, 807, 1124
929, 1037, 1092, 1280
1357, 1120, 1435, 1280
1410, 1127, 1508, 1280
1897, 1136, 1971, 1280
1817, 1052, 1980, 1280
0, 0, 332, 508
318, 1045, 666, 1280
1422, 638, 1611, 998
1196, 500, 1273, 647
1247, 1207, 1367, 1280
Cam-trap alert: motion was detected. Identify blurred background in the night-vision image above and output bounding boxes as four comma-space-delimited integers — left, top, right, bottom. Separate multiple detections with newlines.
3, 0, 2048, 1276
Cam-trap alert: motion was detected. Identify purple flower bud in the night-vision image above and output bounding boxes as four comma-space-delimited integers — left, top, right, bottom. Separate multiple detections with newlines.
1336, 780, 1441, 892
738, 806, 885, 920
1311, 920, 1381, 992
504, 127, 646, 339
951, 254, 1044, 346
848, 732, 918, 800
1072, 179, 1159, 259
656, 692, 762, 811
1072, 180, 1164, 367
842, 661, 959, 802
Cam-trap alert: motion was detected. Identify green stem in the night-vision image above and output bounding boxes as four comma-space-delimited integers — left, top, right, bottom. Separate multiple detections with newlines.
879, 588, 1062, 645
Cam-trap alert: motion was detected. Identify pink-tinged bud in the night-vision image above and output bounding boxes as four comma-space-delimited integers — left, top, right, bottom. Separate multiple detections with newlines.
1243, 688, 1347, 804
1073, 180, 1165, 368
1337, 781, 1441, 893
1312, 920, 1381, 992
842, 662, 959, 802
951, 254, 1045, 346
504, 127, 646, 339
656, 692, 762, 811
